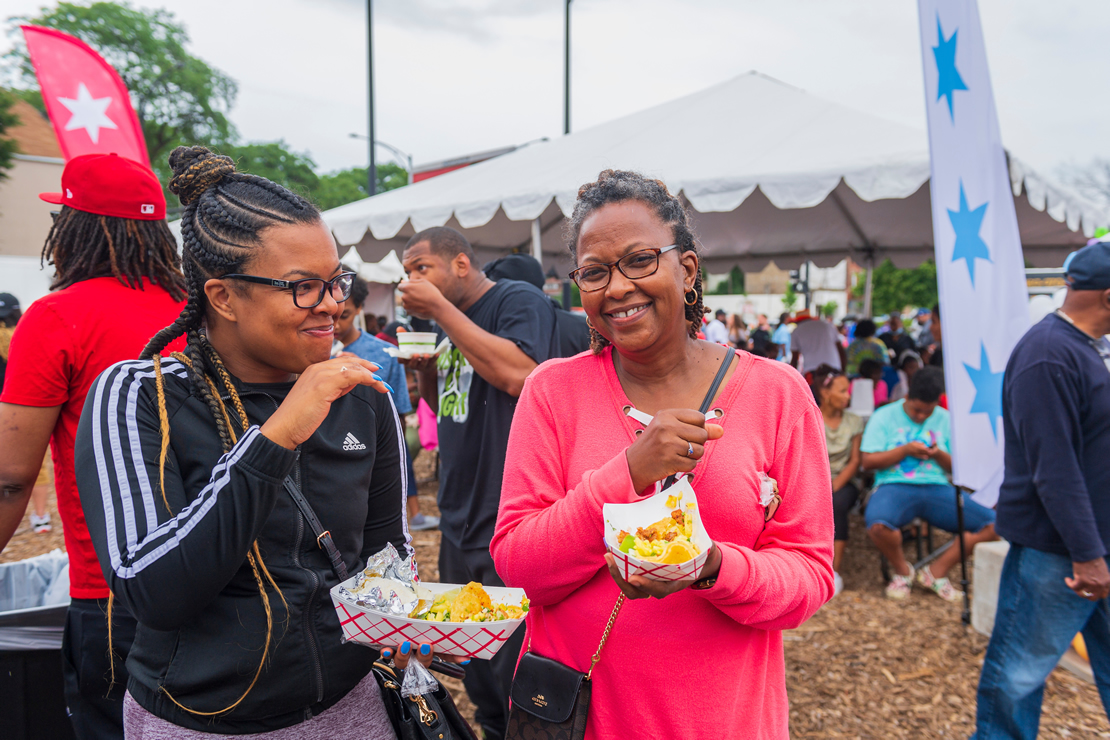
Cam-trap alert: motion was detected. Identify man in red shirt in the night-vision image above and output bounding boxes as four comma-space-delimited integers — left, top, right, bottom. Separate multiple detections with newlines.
0, 153, 186, 740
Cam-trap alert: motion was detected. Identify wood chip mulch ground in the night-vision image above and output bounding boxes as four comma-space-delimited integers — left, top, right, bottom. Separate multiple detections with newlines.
7, 451, 1109, 738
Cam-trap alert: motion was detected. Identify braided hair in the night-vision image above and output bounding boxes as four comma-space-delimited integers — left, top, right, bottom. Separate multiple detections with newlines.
566, 170, 705, 353
122, 146, 318, 717
42, 207, 186, 300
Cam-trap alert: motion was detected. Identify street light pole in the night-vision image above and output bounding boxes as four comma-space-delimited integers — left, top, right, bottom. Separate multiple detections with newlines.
350, 135, 414, 189
564, 0, 572, 135
367, 0, 376, 196
374, 140, 413, 186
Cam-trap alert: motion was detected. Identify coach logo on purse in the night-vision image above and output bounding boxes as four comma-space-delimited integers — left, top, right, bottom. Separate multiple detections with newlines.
532, 694, 548, 708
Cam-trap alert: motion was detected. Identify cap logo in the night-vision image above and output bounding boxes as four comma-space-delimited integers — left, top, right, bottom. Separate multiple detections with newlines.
141, 204, 155, 214
66, 188, 73, 198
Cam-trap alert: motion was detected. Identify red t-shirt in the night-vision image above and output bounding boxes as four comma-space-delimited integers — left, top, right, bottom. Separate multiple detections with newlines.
1, 277, 185, 599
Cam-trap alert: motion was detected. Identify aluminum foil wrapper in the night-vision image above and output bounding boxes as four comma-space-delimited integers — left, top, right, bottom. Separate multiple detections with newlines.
343, 545, 424, 617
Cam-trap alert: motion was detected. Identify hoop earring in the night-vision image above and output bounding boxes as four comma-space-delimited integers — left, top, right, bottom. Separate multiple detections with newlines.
684, 289, 698, 306
585, 316, 594, 330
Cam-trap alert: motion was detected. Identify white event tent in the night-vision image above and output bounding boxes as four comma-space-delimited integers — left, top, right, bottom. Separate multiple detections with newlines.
324, 72, 1105, 289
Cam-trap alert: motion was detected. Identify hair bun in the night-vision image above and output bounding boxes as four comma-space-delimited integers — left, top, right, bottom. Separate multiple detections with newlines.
168, 146, 236, 205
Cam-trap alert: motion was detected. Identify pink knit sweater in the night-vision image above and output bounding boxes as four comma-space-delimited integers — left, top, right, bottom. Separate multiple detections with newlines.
492, 348, 834, 739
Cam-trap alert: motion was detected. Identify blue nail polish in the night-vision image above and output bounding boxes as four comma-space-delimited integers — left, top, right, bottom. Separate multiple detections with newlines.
400, 641, 411, 655
372, 373, 384, 382
383, 382, 395, 394
381, 649, 392, 659
460, 659, 471, 665
419, 644, 431, 656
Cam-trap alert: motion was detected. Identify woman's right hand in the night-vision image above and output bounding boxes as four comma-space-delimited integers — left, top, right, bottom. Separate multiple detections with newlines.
261, 357, 391, 450
625, 409, 724, 494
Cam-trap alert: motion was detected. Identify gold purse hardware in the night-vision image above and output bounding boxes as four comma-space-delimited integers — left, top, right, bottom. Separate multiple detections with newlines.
410, 694, 439, 725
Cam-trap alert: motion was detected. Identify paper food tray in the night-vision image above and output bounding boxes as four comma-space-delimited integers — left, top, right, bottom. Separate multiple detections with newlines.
603, 477, 712, 582
331, 579, 527, 660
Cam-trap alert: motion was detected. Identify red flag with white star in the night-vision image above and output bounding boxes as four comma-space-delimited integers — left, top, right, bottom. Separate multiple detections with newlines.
21, 25, 150, 167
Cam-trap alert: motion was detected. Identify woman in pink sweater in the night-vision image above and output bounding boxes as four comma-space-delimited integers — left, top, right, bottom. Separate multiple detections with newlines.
491, 170, 834, 739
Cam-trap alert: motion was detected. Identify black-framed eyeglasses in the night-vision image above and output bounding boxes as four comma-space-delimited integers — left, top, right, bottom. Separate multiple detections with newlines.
568, 245, 678, 292
221, 272, 357, 308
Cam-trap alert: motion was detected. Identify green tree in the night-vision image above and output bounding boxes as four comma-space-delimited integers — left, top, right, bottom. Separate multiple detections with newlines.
711, 265, 745, 295
0, 89, 19, 181
869, 259, 938, 316
313, 163, 408, 211
820, 300, 839, 319
7, 1, 237, 181
219, 141, 319, 198
782, 283, 798, 313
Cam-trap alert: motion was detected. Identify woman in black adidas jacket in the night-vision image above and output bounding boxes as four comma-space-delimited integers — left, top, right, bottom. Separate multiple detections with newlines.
75, 147, 435, 737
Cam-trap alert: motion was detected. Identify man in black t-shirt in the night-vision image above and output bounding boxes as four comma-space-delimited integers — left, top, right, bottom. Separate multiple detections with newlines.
483, 252, 590, 356
399, 227, 558, 740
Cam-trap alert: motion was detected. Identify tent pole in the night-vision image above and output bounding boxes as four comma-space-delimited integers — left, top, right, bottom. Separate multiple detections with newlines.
532, 217, 543, 264
863, 255, 874, 318
564, 0, 572, 135
366, 0, 376, 197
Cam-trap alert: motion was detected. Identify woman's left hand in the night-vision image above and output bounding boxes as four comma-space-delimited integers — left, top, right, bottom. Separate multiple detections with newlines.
380, 641, 471, 670
604, 544, 723, 600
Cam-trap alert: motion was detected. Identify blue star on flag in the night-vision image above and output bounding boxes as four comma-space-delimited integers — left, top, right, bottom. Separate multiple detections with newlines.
948, 181, 992, 286
963, 343, 1005, 441
933, 15, 968, 121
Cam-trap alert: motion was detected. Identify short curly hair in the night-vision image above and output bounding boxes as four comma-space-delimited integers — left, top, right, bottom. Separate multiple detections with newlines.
566, 169, 704, 353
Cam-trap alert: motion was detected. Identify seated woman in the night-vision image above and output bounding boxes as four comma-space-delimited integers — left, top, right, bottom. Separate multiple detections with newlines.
812, 365, 864, 596
845, 318, 891, 376
76, 147, 447, 738
862, 367, 998, 602
492, 170, 833, 739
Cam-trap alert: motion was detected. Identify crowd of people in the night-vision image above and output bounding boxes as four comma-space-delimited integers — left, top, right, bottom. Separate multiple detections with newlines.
694, 304, 991, 601
0, 148, 1107, 740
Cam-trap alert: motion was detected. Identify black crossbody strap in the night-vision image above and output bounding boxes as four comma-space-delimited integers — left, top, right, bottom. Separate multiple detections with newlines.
283, 475, 349, 581
697, 349, 735, 416
662, 349, 734, 490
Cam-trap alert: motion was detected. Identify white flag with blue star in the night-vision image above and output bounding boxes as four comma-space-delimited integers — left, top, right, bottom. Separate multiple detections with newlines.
918, 0, 1030, 506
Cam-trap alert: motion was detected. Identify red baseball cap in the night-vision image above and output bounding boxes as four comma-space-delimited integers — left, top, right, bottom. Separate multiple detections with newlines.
40, 153, 165, 220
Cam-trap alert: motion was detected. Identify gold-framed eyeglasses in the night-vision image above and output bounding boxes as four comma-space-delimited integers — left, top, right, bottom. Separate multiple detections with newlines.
568, 245, 678, 293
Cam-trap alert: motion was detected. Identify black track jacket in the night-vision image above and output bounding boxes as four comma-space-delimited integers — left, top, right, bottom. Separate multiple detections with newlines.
75, 356, 410, 733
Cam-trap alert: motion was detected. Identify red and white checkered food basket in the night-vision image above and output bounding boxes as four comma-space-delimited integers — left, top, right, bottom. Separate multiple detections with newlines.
603, 477, 712, 582
331, 580, 527, 660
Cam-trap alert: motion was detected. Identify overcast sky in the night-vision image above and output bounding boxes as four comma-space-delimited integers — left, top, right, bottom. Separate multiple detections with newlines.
3, 0, 1107, 178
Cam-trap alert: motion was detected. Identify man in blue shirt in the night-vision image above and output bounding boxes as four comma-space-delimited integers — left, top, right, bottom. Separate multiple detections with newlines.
862, 367, 998, 601
975, 241, 1110, 739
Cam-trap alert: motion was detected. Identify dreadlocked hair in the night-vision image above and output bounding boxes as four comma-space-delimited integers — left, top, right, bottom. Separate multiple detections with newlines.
565, 169, 705, 353
41, 207, 186, 300
112, 145, 316, 716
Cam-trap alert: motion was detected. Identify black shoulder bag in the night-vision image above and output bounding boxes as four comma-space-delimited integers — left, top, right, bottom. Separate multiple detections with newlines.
506, 349, 735, 740
283, 476, 477, 740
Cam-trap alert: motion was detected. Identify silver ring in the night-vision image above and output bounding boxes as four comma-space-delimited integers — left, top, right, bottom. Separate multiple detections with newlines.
687, 442, 695, 458
1084, 590, 1094, 598
340, 366, 348, 372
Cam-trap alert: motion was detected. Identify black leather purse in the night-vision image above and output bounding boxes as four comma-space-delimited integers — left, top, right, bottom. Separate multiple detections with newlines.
372, 661, 479, 740
505, 595, 624, 740
283, 475, 476, 740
